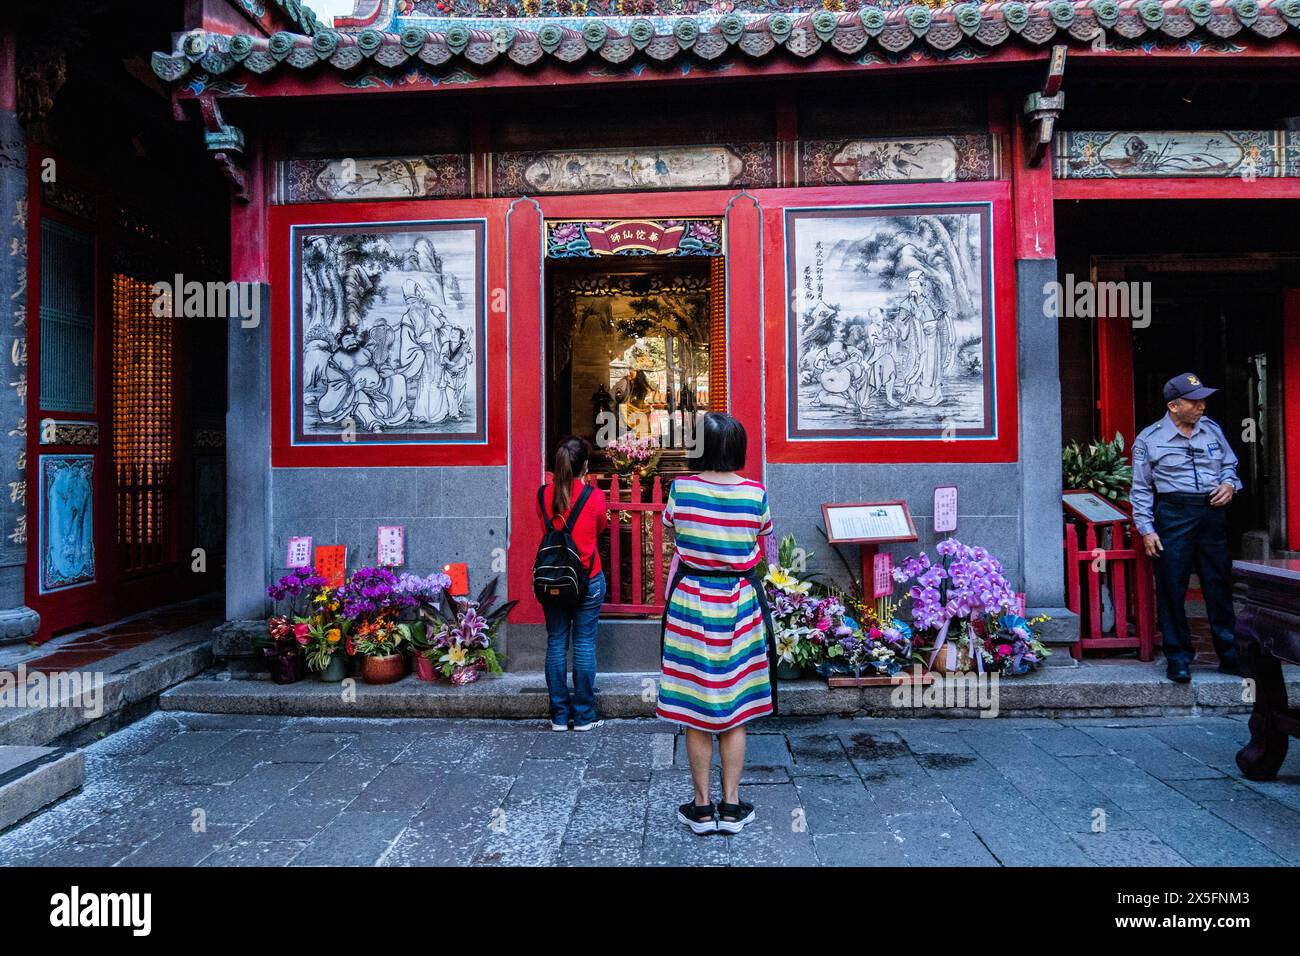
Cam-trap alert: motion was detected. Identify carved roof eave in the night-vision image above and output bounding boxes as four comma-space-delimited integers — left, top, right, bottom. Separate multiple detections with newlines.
153, 0, 1300, 87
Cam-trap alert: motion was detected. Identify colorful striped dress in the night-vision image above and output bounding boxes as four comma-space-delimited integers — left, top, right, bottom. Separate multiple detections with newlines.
656, 476, 775, 732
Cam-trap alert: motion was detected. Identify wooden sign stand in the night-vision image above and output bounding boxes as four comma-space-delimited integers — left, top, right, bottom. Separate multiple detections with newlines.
820, 500, 919, 600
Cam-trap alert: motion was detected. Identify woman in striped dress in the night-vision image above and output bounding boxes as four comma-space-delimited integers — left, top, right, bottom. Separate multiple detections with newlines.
657, 412, 776, 835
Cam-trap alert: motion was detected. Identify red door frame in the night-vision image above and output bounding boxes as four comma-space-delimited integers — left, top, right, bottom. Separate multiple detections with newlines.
1284, 288, 1300, 551
505, 189, 764, 626
25, 146, 200, 640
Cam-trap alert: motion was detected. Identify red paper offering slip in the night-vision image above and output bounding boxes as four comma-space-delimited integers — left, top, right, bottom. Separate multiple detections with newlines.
872, 551, 894, 599
314, 545, 347, 587
444, 562, 468, 596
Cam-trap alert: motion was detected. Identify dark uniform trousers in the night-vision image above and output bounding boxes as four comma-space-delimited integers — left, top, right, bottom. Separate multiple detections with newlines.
1152, 493, 1237, 667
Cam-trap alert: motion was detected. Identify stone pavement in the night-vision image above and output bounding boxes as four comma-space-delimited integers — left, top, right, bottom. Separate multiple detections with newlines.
2, 711, 1298, 867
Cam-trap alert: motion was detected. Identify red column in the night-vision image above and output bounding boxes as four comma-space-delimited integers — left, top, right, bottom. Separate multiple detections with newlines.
506, 198, 545, 624
1284, 288, 1300, 551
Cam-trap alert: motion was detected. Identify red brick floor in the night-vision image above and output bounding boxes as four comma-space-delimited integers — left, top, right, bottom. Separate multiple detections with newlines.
0, 595, 220, 678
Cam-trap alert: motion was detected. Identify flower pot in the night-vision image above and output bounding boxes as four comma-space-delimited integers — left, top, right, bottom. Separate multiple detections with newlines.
316, 654, 348, 683
775, 660, 803, 681
267, 651, 307, 685
414, 654, 439, 682
361, 652, 406, 684
449, 663, 480, 685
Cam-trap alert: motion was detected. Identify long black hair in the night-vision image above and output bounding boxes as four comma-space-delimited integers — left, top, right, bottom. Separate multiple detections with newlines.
697, 411, 747, 472
552, 435, 591, 518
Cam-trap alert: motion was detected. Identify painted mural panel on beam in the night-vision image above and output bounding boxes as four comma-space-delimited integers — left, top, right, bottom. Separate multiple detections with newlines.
39, 454, 95, 593
1053, 131, 1300, 179
785, 203, 994, 442
275, 155, 472, 203
799, 135, 999, 186
491, 143, 777, 196
292, 220, 487, 445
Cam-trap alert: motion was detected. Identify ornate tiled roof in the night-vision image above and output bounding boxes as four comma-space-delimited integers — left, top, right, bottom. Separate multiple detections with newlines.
153, 0, 1300, 84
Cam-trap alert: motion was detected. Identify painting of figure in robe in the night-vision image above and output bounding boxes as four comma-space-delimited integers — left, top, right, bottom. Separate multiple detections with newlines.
785, 204, 994, 440
294, 221, 485, 444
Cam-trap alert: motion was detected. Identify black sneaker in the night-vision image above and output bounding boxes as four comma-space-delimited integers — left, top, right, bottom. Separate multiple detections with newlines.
716, 800, 756, 834
676, 801, 718, 835
1166, 660, 1191, 683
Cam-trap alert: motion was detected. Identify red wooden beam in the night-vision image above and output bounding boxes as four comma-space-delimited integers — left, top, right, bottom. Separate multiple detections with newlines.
1054, 178, 1300, 201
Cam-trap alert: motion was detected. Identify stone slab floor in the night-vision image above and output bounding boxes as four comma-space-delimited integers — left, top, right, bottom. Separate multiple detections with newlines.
2, 712, 1299, 867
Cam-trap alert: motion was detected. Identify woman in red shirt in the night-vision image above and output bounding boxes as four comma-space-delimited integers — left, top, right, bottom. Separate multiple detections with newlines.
538, 436, 608, 731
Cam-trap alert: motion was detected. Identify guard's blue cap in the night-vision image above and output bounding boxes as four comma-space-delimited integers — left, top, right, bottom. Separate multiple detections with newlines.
1163, 372, 1217, 402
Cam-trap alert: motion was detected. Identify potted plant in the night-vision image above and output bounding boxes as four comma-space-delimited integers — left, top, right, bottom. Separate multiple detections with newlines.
351, 615, 410, 683
260, 567, 328, 683
337, 566, 416, 684
421, 577, 516, 684
393, 572, 451, 678
1062, 432, 1132, 503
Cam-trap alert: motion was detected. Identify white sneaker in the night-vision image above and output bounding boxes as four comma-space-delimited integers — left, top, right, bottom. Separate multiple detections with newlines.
550, 722, 569, 732
572, 719, 604, 732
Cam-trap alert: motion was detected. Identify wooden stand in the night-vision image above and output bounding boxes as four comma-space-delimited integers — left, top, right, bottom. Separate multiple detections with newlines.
1232, 560, 1300, 782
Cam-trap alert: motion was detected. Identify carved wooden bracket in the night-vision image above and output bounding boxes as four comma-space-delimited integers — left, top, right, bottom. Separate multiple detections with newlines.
1022, 45, 1067, 168
197, 92, 249, 202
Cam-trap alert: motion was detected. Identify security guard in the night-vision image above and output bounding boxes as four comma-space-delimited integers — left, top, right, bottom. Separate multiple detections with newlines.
1131, 372, 1242, 683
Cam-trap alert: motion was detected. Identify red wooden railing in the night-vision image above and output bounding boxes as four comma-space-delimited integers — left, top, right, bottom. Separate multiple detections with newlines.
601, 472, 670, 616
1064, 510, 1156, 661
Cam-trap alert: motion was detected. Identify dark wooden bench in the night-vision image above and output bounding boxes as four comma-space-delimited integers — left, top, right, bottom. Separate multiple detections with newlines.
1233, 560, 1300, 781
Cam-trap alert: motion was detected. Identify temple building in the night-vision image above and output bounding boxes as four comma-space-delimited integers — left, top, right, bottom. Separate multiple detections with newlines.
2, 0, 1298, 670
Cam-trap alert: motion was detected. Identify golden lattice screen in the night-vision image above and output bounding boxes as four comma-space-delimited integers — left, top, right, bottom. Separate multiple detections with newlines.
112, 273, 174, 570
708, 255, 727, 412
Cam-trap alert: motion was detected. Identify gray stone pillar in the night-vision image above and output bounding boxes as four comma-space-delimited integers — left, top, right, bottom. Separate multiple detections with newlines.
224, 283, 271, 623
0, 105, 39, 642
1017, 257, 1067, 609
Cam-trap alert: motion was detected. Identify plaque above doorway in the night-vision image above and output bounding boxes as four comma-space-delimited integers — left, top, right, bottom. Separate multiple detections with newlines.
546, 218, 724, 259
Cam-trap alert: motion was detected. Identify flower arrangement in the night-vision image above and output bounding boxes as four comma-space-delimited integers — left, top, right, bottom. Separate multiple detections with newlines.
266, 566, 329, 618
821, 598, 915, 679
761, 533, 852, 673
891, 538, 1050, 675
335, 566, 413, 621
296, 586, 350, 675
414, 577, 516, 684
607, 432, 662, 478
350, 616, 411, 659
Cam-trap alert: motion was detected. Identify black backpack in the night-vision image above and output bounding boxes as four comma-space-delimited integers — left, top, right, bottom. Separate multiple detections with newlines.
533, 483, 595, 607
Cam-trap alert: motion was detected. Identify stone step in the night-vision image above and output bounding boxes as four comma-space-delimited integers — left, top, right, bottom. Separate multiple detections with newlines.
0, 746, 84, 833
160, 661, 1300, 720
0, 622, 214, 749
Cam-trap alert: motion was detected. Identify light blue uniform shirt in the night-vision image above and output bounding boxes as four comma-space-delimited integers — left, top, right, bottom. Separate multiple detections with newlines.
1130, 414, 1242, 536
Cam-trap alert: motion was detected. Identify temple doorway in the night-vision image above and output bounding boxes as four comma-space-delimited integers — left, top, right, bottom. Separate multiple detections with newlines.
542, 217, 728, 612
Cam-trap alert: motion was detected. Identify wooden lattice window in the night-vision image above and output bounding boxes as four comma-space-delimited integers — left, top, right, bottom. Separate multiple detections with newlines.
112, 273, 174, 571
39, 220, 96, 413
708, 255, 727, 412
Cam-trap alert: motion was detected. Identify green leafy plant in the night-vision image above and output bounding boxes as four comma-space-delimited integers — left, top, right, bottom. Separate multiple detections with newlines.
1062, 432, 1133, 502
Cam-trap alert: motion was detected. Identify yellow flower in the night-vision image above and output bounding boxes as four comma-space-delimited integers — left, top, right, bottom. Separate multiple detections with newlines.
326, 629, 341, 644
765, 567, 810, 594
441, 644, 468, 666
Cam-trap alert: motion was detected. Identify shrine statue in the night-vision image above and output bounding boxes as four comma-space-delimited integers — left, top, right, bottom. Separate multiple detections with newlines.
614, 368, 654, 438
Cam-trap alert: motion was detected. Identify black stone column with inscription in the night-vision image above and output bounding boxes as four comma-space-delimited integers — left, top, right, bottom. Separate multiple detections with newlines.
0, 106, 39, 641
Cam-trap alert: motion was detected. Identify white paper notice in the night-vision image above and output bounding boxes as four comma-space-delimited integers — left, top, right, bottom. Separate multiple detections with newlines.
286, 536, 312, 569
934, 486, 958, 534
378, 526, 405, 567
825, 504, 912, 543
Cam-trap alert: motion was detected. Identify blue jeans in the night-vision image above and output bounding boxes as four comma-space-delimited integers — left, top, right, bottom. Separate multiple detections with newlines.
1153, 496, 1237, 667
542, 573, 605, 725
